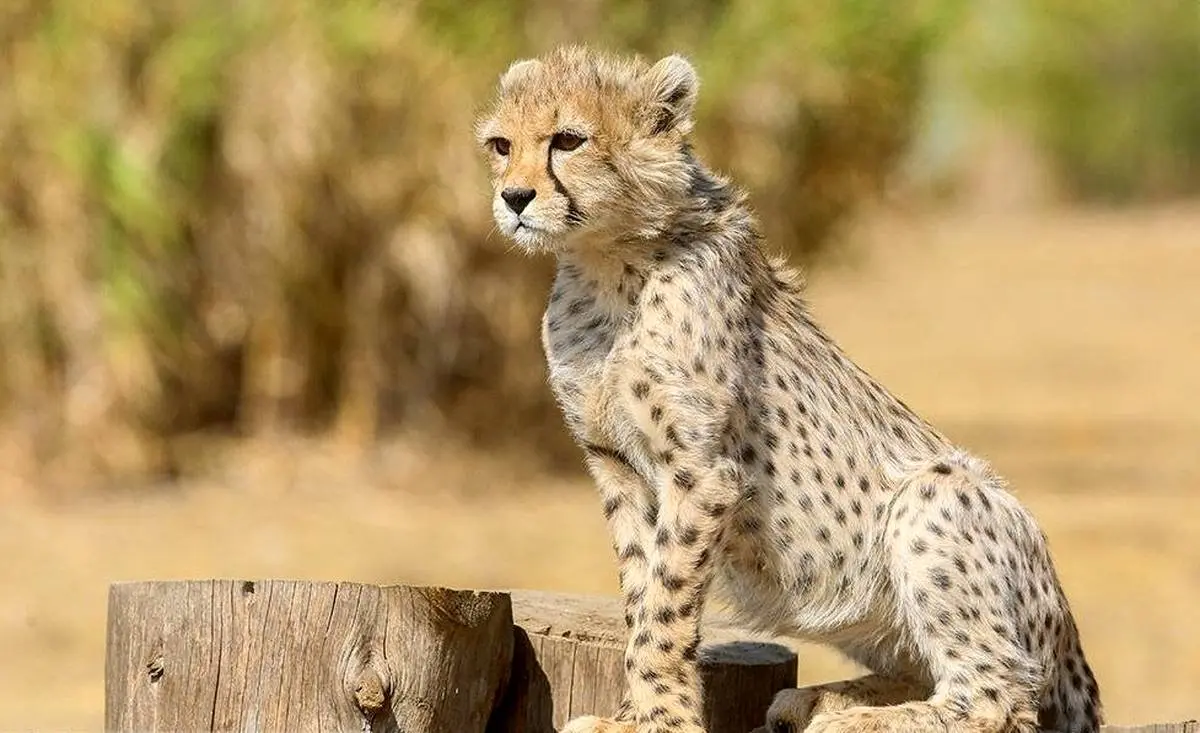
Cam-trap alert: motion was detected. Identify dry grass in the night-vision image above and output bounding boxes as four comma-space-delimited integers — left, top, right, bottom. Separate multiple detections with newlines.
3, 206, 1198, 730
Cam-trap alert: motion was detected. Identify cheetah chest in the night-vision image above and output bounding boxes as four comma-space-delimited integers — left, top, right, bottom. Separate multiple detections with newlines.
540, 297, 631, 450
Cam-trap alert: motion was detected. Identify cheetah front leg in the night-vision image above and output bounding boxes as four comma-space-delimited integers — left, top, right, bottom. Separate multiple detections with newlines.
569, 445, 661, 729
564, 448, 740, 733
631, 454, 741, 733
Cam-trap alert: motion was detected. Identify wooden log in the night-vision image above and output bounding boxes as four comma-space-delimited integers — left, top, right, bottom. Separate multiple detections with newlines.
746, 679, 1198, 733
1101, 726, 1199, 733
105, 580, 1196, 733
503, 590, 798, 733
104, 580, 513, 732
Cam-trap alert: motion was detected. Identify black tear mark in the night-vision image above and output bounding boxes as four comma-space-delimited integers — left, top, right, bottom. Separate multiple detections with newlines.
546, 139, 584, 226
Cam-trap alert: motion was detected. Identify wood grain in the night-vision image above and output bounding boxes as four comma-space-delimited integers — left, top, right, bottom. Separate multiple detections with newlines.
105, 580, 513, 732
508, 590, 798, 733
104, 581, 1196, 733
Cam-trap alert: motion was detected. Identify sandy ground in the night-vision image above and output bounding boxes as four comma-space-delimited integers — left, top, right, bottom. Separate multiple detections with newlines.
2, 206, 1198, 730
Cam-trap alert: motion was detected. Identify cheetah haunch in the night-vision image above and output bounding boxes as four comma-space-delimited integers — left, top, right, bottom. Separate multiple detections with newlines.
476, 46, 1101, 733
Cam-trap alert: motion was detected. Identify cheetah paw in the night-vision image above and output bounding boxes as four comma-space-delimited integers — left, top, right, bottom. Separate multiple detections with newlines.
803, 707, 910, 733
559, 715, 636, 733
756, 687, 821, 733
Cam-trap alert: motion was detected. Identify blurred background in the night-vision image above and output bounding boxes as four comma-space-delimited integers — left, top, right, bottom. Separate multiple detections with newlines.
1, 0, 1197, 729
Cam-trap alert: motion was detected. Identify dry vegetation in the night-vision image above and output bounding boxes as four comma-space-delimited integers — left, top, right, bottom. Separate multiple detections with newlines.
3, 206, 1198, 730
0, 0, 950, 487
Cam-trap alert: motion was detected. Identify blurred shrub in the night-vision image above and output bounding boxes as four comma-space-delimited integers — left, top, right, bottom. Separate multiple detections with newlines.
979, 0, 1200, 202
0, 0, 958, 483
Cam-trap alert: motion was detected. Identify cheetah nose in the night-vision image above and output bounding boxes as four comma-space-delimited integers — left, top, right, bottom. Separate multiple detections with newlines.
501, 186, 536, 214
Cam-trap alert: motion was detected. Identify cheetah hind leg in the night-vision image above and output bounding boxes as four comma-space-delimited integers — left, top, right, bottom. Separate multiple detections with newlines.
752, 674, 931, 733
800, 458, 1048, 733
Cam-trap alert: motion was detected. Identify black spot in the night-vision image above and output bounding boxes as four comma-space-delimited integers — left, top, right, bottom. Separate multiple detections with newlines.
740, 445, 757, 464
618, 544, 645, 561
703, 502, 728, 518
631, 381, 650, 400
682, 638, 699, 660
653, 564, 687, 591
932, 462, 953, 475
643, 501, 659, 527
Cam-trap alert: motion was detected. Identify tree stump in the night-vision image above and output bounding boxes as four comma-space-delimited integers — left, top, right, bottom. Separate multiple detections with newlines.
106, 581, 797, 732
105, 580, 514, 732
501, 590, 797, 733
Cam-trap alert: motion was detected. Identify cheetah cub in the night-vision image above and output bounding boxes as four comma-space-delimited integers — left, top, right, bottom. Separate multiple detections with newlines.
476, 46, 1101, 733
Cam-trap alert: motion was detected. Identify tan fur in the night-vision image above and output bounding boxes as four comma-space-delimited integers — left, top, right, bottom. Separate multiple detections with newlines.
477, 46, 1102, 733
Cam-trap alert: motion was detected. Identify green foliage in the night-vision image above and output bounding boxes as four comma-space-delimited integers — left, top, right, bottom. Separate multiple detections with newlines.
982, 0, 1200, 202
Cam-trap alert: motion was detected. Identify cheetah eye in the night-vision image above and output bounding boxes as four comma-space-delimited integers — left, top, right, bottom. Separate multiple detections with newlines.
551, 131, 586, 152
488, 137, 511, 156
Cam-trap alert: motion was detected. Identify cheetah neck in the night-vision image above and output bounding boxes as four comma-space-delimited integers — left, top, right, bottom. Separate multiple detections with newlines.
555, 150, 760, 303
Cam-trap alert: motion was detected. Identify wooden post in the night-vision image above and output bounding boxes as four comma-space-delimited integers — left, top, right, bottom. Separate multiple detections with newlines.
105, 580, 1198, 733
501, 590, 798, 733
104, 581, 514, 732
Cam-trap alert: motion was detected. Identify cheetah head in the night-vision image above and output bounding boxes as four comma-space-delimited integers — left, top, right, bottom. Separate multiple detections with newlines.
476, 46, 699, 254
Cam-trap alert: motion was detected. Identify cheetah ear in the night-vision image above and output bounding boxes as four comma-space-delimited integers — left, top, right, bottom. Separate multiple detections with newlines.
499, 58, 541, 93
643, 54, 698, 135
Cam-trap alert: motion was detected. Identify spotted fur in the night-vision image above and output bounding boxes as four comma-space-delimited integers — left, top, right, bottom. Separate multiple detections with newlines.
476, 46, 1101, 733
